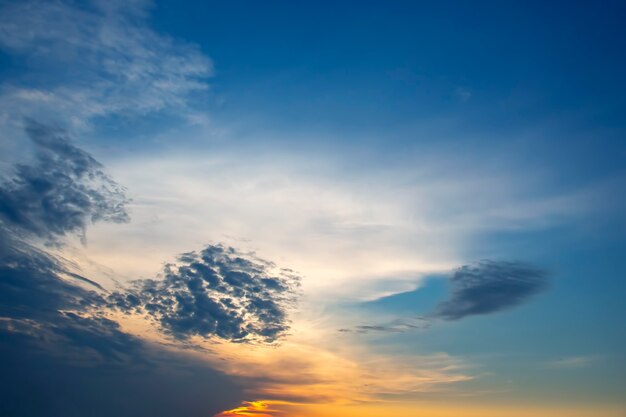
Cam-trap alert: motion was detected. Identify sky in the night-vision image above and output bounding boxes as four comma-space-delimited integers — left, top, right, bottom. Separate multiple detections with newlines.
0, 1, 625, 416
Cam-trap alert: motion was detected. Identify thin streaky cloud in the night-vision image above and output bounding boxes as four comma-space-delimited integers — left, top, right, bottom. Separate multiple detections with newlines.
545, 356, 600, 369
0, 0, 212, 130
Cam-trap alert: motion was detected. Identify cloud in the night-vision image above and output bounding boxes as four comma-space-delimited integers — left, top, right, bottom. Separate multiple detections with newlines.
0, 116, 301, 415
0, 232, 296, 415
0, 122, 251, 416
0, 2, 299, 414
0, 0, 211, 129
0, 230, 100, 321
0, 222, 245, 416
545, 356, 599, 369
202, 338, 473, 411
0, 120, 129, 244
0, 119, 135, 367
0, 118, 128, 318
108, 244, 301, 344
432, 260, 548, 320
338, 317, 430, 334
0, 312, 244, 417
91, 143, 602, 302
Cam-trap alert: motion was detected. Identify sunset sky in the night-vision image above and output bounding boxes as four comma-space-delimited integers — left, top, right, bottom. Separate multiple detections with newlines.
0, 1, 625, 416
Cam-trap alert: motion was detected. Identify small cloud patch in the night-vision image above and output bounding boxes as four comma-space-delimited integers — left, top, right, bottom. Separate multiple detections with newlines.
432, 260, 548, 320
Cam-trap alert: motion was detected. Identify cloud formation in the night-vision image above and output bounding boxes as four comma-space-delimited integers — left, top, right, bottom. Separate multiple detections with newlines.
0, 120, 129, 243
432, 260, 548, 320
0, 295, 244, 417
109, 244, 301, 344
0, 229, 99, 322
0, 127, 252, 415
0, 0, 211, 128
0, 116, 135, 375
0, 118, 302, 417
0, 2, 298, 414
338, 317, 430, 334
0, 197, 242, 417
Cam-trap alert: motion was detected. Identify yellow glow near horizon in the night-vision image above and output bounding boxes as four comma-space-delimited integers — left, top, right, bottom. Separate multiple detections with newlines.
215, 401, 626, 417
214, 401, 273, 417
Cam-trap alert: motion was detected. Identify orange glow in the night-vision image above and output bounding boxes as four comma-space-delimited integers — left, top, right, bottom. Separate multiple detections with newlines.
216, 401, 626, 417
214, 400, 293, 417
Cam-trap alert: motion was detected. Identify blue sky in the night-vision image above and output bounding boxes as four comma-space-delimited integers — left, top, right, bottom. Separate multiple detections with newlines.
0, 1, 624, 416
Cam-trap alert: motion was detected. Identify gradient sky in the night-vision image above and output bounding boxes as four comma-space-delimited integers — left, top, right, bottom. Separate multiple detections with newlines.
0, 1, 625, 416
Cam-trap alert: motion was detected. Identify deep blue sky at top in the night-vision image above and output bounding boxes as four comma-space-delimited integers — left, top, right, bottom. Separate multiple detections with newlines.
144, 0, 626, 192
152, 1, 625, 132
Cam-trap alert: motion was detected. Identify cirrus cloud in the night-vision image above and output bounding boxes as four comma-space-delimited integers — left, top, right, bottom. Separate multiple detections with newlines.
0, 0, 212, 129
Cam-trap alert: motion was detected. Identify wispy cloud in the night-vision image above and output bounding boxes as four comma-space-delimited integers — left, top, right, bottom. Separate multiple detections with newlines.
90, 146, 595, 301
545, 356, 599, 369
196, 333, 473, 409
0, 0, 211, 129
338, 317, 430, 334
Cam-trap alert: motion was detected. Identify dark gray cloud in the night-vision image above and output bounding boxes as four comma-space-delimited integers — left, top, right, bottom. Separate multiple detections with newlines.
108, 244, 301, 344
0, 306, 245, 417
338, 317, 430, 334
341, 261, 547, 334
0, 223, 247, 417
0, 120, 129, 243
0, 120, 300, 350
0, 119, 127, 323
432, 260, 548, 320
0, 119, 127, 331
0, 229, 101, 320
0, 122, 260, 416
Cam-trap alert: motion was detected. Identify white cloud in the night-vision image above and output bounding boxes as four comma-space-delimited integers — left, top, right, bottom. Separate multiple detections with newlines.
78, 143, 599, 301
0, 0, 212, 131
545, 356, 599, 369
